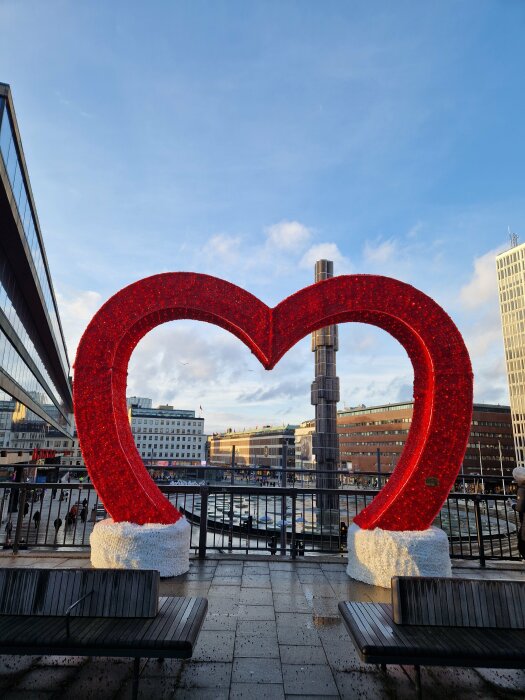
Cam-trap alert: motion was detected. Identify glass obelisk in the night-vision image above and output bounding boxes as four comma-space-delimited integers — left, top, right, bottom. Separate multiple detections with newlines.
311, 260, 340, 528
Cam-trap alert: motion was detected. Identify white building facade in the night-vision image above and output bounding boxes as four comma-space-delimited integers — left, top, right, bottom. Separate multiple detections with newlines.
497, 238, 525, 467
128, 401, 206, 464
294, 419, 316, 471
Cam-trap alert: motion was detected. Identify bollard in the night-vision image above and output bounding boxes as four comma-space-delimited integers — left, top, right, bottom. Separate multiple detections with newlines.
198, 487, 208, 559
12, 486, 27, 555
473, 495, 486, 568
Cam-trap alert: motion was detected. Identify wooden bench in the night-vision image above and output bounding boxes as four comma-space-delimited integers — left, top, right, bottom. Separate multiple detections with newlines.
338, 576, 525, 698
0, 568, 208, 699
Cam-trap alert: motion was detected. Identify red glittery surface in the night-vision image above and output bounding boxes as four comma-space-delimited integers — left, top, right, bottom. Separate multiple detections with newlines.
73, 273, 473, 530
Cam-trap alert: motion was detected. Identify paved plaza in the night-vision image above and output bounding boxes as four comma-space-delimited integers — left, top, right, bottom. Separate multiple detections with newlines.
0, 552, 523, 698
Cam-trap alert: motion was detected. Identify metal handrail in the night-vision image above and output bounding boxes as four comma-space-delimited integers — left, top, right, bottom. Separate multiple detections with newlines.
0, 481, 521, 565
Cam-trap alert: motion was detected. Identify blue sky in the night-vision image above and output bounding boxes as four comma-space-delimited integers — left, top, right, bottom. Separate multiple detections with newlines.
1, 1, 524, 431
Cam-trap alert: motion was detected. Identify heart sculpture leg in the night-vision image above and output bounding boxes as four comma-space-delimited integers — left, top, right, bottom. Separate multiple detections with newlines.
74, 273, 472, 539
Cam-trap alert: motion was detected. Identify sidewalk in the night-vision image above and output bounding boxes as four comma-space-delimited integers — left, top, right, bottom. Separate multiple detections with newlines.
0, 552, 523, 699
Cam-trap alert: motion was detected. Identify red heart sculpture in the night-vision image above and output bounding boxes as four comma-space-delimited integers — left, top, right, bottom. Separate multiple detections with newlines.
73, 273, 473, 531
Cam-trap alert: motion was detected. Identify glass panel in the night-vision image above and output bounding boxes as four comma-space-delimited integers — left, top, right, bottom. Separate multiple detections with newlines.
6, 142, 17, 184
12, 161, 23, 208
0, 110, 11, 162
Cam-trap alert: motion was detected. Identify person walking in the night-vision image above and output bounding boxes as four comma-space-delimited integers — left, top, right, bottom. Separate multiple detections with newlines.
80, 505, 88, 523
510, 467, 525, 558
268, 534, 277, 555
32, 510, 41, 529
53, 517, 62, 533
4, 520, 12, 546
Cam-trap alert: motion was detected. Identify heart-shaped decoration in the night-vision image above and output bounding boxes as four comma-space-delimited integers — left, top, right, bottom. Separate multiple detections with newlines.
73, 273, 473, 531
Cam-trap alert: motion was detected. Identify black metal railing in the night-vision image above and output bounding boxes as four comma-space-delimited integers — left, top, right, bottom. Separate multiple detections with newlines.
0, 479, 522, 566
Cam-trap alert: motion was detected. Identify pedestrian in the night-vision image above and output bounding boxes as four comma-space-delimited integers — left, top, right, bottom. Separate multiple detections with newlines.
82, 498, 88, 508
65, 513, 74, 529
32, 510, 40, 529
509, 467, 525, 558
53, 517, 62, 532
59, 490, 65, 502
69, 504, 78, 519
268, 535, 277, 555
23, 501, 29, 517
80, 506, 87, 523
4, 520, 12, 545
245, 514, 253, 533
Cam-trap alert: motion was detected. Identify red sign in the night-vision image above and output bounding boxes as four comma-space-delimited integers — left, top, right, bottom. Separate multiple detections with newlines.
32, 449, 57, 462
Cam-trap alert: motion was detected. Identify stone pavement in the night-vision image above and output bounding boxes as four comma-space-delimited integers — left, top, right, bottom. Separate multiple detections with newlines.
0, 552, 524, 698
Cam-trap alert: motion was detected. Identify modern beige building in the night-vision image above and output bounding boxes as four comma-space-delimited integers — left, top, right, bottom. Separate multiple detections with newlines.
497, 238, 525, 467
294, 419, 316, 471
208, 425, 296, 470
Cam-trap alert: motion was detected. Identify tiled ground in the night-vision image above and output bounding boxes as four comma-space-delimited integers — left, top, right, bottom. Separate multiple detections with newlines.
0, 552, 524, 698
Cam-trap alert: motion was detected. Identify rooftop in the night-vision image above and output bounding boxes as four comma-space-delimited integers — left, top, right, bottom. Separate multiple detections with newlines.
0, 552, 523, 698
338, 401, 511, 417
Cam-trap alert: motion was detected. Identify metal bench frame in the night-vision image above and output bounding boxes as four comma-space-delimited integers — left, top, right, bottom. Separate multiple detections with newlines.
339, 576, 525, 699
0, 568, 208, 699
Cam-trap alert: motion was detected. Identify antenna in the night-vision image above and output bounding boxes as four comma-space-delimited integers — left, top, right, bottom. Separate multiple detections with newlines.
509, 226, 519, 248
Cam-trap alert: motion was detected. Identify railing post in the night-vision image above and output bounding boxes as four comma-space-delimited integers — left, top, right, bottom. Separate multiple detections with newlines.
12, 486, 27, 555
291, 491, 297, 559
473, 495, 486, 568
198, 487, 208, 560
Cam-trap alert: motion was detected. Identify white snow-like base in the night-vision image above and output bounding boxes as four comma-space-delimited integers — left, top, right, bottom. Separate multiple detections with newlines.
90, 517, 190, 577
346, 523, 451, 588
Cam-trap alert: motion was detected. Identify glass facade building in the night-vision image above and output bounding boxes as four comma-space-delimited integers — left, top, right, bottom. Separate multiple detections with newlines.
0, 82, 73, 438
496, 240, 525, 468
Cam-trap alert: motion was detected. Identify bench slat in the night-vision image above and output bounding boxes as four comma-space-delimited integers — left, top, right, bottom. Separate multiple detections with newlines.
391, 577, 525, 629
0, 569, 159, 618
339, 601, 525, 667
0, 596, 208, 657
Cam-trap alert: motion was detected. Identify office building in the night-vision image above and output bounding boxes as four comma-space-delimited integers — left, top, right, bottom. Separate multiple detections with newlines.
294, 419, 316, 471
128, 400, 205, 463
0, 82, 73, 440
338, 402, 515, 477
496, 237, 525, 468
126, 396, 152, 409
208, 425, 296, 470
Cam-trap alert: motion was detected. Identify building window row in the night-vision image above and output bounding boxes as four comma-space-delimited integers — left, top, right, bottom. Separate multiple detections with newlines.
339, 429, 409, 437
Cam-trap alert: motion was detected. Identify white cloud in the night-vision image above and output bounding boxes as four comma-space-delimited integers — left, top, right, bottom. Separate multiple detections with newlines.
265, 220, 312, 251
363, 239, 397, 264
56, 290, 103, 365
456, 246, 509, 404
299, 243, 351, 272
406, 223, 423, 239
459, 246, 503, 310
206, 233, 242, 261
